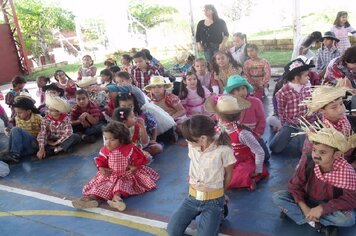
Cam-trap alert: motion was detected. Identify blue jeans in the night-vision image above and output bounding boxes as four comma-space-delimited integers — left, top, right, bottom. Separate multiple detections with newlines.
258, 137, 270, 162
269, 123, 305, 154
167, 195, 224, 236
8, 127, 38, 157
272, 190, 355, 227
73, 121, 106, 136
204, 44, 219, 63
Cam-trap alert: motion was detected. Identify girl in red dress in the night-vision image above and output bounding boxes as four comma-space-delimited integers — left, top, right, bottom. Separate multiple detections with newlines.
72, 121, 159, 211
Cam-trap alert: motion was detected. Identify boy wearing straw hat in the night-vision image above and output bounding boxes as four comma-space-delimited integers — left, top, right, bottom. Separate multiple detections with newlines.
37, 95, 80, 159
0, 97, 42, 163
273, 125, 356, 235
302, 83, 353, 163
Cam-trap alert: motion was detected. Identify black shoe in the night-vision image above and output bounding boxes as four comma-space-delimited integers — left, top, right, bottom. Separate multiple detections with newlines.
0, 153, 20, 163
82, 135, 96, 143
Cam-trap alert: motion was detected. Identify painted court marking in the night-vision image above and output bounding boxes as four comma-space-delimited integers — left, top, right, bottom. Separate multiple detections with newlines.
0, 184, 230, 236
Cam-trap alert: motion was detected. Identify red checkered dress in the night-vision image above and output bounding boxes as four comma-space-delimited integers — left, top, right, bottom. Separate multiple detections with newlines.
83, 144, 159, 200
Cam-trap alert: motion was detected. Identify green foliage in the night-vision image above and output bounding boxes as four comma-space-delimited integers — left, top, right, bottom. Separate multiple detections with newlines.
128, 1, 177, 29
15, 0, 75, 58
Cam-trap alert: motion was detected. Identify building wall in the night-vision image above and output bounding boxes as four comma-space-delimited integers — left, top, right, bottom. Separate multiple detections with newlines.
0, 24, 22, 84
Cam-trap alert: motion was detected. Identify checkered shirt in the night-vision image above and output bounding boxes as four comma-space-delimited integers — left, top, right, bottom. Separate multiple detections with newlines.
131, 64, 161, 90
315, 47, 340, 72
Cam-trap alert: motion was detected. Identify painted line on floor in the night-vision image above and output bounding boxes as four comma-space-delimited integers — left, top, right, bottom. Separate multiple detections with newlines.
0, 184, 230, 236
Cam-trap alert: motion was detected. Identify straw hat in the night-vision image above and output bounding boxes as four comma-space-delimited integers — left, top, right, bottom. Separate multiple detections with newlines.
45, 94, 71, 113
224, 74, 254, 94
76, 76, 98, 88
144, 76, 172, 92
283, 58, 314, 78
14, 91, 35, 104
303, 83, 348, 115
204, 95, 251, 114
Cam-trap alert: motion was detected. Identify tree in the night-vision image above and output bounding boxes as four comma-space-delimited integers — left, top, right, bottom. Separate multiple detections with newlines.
222, 0, 254, 22
15, 0, 75, 64
128, 1, 178, 30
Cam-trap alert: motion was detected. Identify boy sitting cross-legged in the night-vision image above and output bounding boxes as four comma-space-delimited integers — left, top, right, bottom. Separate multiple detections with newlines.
273, 123, 356, 236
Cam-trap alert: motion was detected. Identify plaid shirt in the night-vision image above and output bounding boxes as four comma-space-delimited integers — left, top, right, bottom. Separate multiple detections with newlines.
276, 83, 312, 125
315, 47, 340, 72
289, 156, 356, 215
131, 64, 161, 90
15, 114, 42, 137
71, 101, 103, 122
37, 114, 73, 148
140, 112, 157, 137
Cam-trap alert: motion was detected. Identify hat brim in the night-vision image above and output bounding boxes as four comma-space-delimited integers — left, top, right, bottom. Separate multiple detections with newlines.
322, 36, 340, 42
204, 96, 251, 114
224, 82, 254, 94
283, 64, 315, 78
144, 83, 173, 92
76, 78, 98, 88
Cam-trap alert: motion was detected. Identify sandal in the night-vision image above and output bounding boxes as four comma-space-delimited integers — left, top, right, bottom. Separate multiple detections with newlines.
72, 196, 99, 209
107, 200, 126, 211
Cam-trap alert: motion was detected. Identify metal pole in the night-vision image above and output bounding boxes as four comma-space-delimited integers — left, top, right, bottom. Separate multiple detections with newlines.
293, 0, 301, 45
188, 0, 197, 57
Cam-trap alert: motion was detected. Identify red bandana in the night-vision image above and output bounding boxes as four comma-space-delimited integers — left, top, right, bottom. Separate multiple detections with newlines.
314, 158, 356, 190
47, 113, 67, 126
322, 115, 352, 137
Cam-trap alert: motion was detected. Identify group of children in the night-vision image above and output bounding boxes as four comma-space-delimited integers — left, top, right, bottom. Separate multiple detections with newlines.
0, 10, 355, 236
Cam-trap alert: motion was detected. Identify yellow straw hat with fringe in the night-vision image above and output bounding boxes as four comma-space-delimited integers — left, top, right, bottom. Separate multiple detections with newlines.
45, 94, 71, 113
302, 79, 349, 115
204, 95, 251, 115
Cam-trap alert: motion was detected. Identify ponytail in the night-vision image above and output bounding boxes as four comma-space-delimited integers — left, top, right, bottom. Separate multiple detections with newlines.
216, 131, 231, 146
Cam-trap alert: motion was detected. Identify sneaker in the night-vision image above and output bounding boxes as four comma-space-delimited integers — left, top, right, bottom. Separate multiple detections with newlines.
0, 153, 20, 163
82, 135, 96, 143
107, 200, 126, 211
72, 197, 99, 209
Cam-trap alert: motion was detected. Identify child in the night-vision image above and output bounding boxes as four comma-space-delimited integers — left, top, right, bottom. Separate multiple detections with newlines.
173, 53, 195, 74
269, 58, 315, 154
0, 97, 42, 163
167, 115, 236, 235
331, 11, 356, 54
104, 58, 121, 74
302, 83, 354, 164
114, 71, 146, 108
54, 70, 77, 104
243, 44, 271, 99
315, 32, 341, 78
229, 32, 247, 66
114, 93, 162, 156
145, 76, 186, 126
36, 76, 51, 114
105, 85, 130, 117
71, 89, 105, 143
273, 125, 356, 235
205, 95, 269, 190
99, 69, 114, 88
37, 95, 80, 159
211, 50, 242, 94
179, 72, 212, 118
191, 58, 212, 89
131, 51, 161, 90
120, 54, 133, 74
225, 75, 270, 162
76, 77, 108, 111
78, 55, 97, 81
72, 121, 159, 211
5, 76, 28, 122
291, 31, 322, 61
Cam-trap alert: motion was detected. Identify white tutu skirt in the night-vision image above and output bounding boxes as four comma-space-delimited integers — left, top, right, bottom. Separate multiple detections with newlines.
141, 102, 176, 135
0, 161, 10, 177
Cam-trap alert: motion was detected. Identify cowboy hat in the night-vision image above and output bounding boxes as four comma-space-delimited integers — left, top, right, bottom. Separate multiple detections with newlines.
45, 94, 71, 113
321, 31, 340, 42
224, 74, 254, 94
144, 76, 172, 92
303, 84, 348, 115
42, 83, 64, 97
283, 58, 314, 79
76, 76, 98, 88
13, 97, 40, 113
205, 95, 251, 115
14, 91, 35, 104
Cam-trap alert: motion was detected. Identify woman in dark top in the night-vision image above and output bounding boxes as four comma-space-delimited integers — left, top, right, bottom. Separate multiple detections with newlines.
196, 4, 229, 62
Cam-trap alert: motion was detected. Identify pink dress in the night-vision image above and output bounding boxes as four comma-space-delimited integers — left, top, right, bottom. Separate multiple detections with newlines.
331, 25, 356, 54
83, 144, 159, 199
181, 87, 212, 117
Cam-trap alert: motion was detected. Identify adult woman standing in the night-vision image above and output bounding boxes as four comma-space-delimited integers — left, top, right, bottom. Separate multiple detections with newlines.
196, 4, 229, 62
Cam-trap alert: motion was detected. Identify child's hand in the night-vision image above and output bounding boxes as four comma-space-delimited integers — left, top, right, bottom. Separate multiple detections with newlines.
306, 205, 323, 222
127, 165, 137, 175
37, 148, 46, 160
149, 140, 157, 144
99, 167, 112, 177
79, 113, 88, 121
